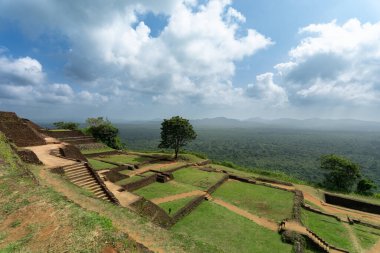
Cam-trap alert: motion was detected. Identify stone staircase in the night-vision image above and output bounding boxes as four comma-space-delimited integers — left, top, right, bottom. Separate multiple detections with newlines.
61, 163, 119, 203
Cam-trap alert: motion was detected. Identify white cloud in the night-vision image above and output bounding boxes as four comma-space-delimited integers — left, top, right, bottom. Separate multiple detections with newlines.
0, 56, 44, 86
0, 0, 272, 107
246, 73, 288, 107
274, 19, 380, 106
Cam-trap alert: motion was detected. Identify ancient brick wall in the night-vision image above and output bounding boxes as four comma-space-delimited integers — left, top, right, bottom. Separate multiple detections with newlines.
104, 170, 129, 183
123, 175, 157, 191
324, 193, 380, 215
16, 149, 43, 165
206, 175, 229, 194
171, 195, 205, 224
60, 145, 88, 162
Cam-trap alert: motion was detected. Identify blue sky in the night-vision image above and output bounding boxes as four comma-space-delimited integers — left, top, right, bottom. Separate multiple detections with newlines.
0, 0, 380, 122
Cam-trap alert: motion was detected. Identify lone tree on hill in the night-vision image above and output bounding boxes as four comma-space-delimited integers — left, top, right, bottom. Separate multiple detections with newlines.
158, 116, 197, 159
53, 121, 79, 130
85, 117, 122, 149
321, 154, 361, 192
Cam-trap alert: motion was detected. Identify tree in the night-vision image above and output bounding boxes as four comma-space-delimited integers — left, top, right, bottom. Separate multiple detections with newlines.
85, 117, 122, 149
356, 178, 377, 196
158, 116, 197, 159
53, 121, 79, 130
321, 154, 361, 192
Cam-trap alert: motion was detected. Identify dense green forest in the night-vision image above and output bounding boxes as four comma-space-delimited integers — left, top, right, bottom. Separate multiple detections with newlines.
117, 123, 380, 187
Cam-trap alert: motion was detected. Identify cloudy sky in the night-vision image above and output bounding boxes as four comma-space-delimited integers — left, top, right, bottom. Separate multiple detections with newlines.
0, 0, 380, 122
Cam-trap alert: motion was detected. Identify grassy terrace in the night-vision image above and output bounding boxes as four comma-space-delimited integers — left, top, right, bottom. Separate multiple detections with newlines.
213, 180, 294, 222
158, 196, 195, 216
352, 223, 380, 250
100, 154, 151, 165
173, 167, 225, 190
301, 210, 354, 252
133, 181, 197, 200
80, 147, 115, 155
139, 161, 188, 172
115, 176, 145, 186
88, 158, 117, 170
172, 201, 293, 253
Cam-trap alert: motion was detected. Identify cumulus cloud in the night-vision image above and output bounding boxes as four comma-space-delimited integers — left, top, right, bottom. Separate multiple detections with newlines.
246, 73, 288, 107
0, 0, 272, 107
275, 19, 380, 105
0, 54, 107, 105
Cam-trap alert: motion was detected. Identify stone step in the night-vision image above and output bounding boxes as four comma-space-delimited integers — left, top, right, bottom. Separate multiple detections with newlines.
71, 176, 93, 184
64, 165, 86, 171
77, 179, 98, 187
66, 170, 90, 178
82, 182, 99, 190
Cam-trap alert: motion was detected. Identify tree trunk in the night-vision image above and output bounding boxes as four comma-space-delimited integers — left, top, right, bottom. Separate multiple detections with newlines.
174, 147, 179, 160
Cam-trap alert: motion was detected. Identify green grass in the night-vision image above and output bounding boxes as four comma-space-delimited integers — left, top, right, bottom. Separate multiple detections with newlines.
49, 129, 71, 132
80, 147, 115, 155
173, 167, 225, 190
101, 154, 151, 165
352, 224, 380, 250
171, 201, 293, 253
115, 176, 145, 186
301, 210, 354, 252
158, 197, 195, 216
133, 181, 197, 200
213, 180, 294, 222
88, 158, 117, 170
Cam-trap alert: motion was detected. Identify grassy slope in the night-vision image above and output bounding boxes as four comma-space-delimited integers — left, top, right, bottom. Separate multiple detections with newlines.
134, 181, 197, 200
80, 147, 115, 154
172, 201, 293, 253
101, 154, 151, 165
0, 136, 139, 253
352, 224, 380, 250
173, 167, 225, 190
159, 197, 195, 216
213, 181, 294, 222
88, 158, 117, 170
301, 210, 354, 252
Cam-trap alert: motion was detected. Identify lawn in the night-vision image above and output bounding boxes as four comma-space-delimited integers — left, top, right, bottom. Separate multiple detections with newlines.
100, 154, 151, 165
80, 147, 115, 154
213, 180, 294, 222
301, 210, 354, 252
88, 158, 117, 170
139, 161, 188, 172
158, 196, 195, 216
171, 201, 293, 253
115, 176, 145, 186
352, 223, 380, 250
133, 181, 197, 200
172, 167, 225, 190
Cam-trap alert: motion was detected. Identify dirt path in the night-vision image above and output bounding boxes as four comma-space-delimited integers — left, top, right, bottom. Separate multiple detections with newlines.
212, 198, 278, 231
368, 237, 380, 253
103, 180, 141, 206
36, 167, 185, 253
344, 223, 362, 253
25, 144, 76, 168
151, 190, 205, 204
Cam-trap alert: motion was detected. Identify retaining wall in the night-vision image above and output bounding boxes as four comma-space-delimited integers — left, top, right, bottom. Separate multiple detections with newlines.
104, 170, 129, 183
302, 204, 341, 221
60, 145, 88, 162
206, 175, 229, 194
292, 190, 304, 223
130, 197, 173, 228
324, 193, 380, 215
255, 177, 293, 186
123, 175, 157, 191
171, 195, 206, 224
16, 149, 42, 165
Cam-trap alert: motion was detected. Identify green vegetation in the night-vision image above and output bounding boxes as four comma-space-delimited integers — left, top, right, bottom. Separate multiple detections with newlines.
53, 121, 80, 130
301, 210, 354, 252
356, 178, 377, 196
115, 176, 145, 186
101, 154, 150, 165
173, 167, 225, 190
352, 224, 380, 250
213, 181, 294, 222
158, 197, 195, 216
80, 147, 115, 154
85, 117, 123, 149
133, 181, 197, 200
172, 201, 293, 253
158, 116, 197, 159
321, 154, 361, 192
88, 158, 117, 170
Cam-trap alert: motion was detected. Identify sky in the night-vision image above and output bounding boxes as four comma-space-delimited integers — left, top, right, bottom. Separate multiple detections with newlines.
0, 0, 380, 122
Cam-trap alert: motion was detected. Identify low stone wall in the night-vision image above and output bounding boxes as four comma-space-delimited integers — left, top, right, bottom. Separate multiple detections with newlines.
165, 164, 191, 173
104, 170, 129, 183
130, 197, 173, 228
350, 218, 380, 230
60, 145, 88, 162
302, 204, 341, 221
44, 130, 85, 138
16, 149, 42, 165
123, 175, 157, 191
229, 174, 256, 184
172, 195, 206, 224
206, 175, 229, 194
195, 159, 211, 166
324, 193, 380, 215
84, 150, 122, 158
292, 190, 304, 223
255, 177, 293, 186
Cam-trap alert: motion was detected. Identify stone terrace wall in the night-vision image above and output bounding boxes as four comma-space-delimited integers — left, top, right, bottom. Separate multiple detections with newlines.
123, 175, 157, 191
206, 174, 229, 194
0, 112, 46, 147
130, 197, 173, 228
325, 193, 380, 215
292, 190, 304, 223
16, 149, 43, 165
104, 170, 129, 183
44, 130, 85, 138
60, 145, 88, 162
171, 195, 205, 224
